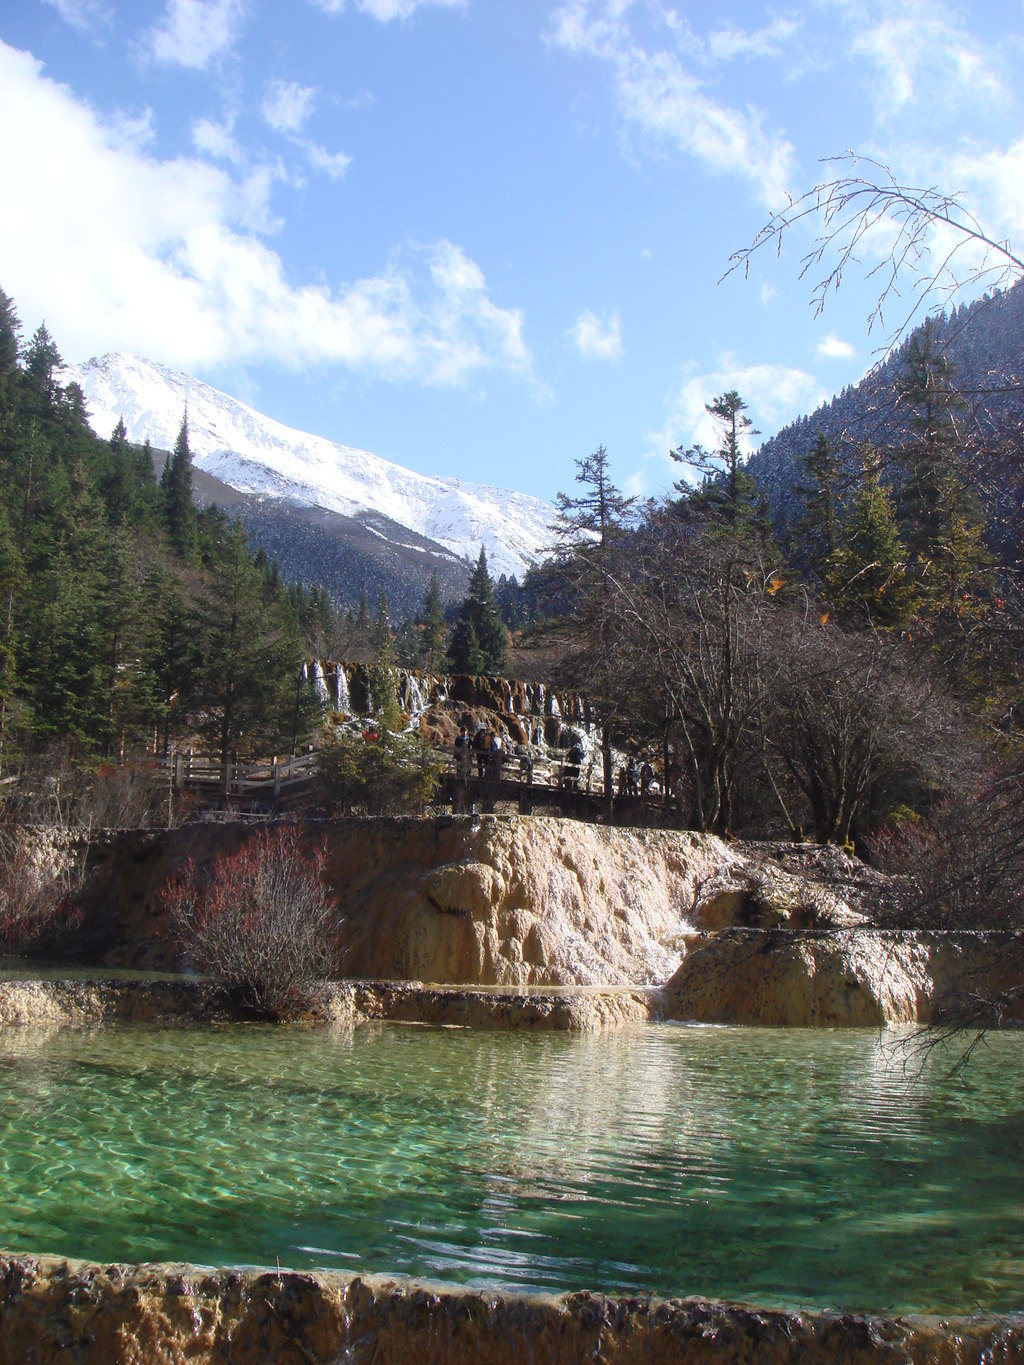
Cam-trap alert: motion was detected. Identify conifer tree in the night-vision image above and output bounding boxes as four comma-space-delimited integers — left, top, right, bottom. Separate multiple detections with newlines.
449, 547, 507, 674
194, 522, 302, 773
553, 445, 636, 552
794, 432, 844, 579
448, 614, 484, 676
417, 571, 448, 673
162, 412, 197, 560
672, 390, 761, 530
22, 323, 62, 414
826, 448, 915, 627
894, 317, 966, 558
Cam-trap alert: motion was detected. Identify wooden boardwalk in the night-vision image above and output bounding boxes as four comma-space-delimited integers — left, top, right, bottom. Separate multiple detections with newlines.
163, 747, 678, 827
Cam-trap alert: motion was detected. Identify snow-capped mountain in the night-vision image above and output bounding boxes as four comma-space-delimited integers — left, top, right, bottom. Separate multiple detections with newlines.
66, 353, 555, 581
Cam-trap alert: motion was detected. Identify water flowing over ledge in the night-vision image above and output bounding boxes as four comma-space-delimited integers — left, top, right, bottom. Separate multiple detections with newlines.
1, 1254, 1022, 1364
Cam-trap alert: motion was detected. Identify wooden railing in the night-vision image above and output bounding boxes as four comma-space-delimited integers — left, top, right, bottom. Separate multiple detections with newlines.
164, 750, 320, 798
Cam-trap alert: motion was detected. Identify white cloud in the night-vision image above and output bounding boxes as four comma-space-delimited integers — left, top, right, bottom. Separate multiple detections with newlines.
262, 79, 317, 135
549, 1, 796, 208
146, 0, 245, 70
846, 1, 1005, 121
192, 115, 241, 162
759, 281, 775, 304
570, 308, 623, 360
41, 0, 113, 31
706, 17, 799, 63
0, 41, 532, 388
816, 332, 855, 360
948, 137, 1024, 249
305, 142, 353, 180
259, 81, 352, 180
649, 355, 826, 480
310, 0, 466, 19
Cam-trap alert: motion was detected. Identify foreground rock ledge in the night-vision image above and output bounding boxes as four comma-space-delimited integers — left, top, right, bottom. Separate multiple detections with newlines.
0, 978, 654, 1033
0, 1254, 1021, 1365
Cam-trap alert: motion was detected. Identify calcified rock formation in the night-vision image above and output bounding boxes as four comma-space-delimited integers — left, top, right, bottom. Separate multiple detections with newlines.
1, 1255, 1023, 1364
0, 978, 653, 1033
36, 815, 1024, 1028
664, 928, 1024, 1027
70, 816, 867, 986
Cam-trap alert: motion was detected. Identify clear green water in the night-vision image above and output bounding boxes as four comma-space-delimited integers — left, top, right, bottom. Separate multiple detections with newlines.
2, 1021, 1024, 1315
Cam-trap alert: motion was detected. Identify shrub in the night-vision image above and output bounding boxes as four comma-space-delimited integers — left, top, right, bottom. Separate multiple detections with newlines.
316, 726, 441, 816
0, 822, 81, 953
867, 772, 1024, 929
162, 824, 341, 1018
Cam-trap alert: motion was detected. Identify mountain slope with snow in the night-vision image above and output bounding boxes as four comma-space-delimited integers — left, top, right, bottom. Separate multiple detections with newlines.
67, 353, 555, 581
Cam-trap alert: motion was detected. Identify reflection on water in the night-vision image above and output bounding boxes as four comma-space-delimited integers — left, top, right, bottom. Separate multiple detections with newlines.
1, 1022, 1023, 1314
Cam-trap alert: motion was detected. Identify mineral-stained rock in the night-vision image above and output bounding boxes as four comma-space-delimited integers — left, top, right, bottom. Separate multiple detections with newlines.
63, 817, 876, 988
663, 927, 1024, 1027
1, 1254, 1023, 1365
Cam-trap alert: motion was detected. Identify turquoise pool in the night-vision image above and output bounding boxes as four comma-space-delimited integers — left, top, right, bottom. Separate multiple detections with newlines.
2, 1021, 1022, 1314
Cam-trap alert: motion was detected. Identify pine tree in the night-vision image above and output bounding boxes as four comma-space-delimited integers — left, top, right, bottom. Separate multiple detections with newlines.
417, 571, 448, 673
672, 390, 761, 530
826, 448, 915, 627
22, 323, 62, 415
162, 412, 197, 560
553, 445, 636, 552
448, 614, 484, 676
194, 522, 303, 771
449, 547, 507, 674
894, 317, 965, 556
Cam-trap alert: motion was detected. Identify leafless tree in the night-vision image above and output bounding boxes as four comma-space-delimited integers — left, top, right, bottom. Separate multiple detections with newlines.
762, 610, 959, 846
726, 153, 1024, 348
163, 824, 342, 1019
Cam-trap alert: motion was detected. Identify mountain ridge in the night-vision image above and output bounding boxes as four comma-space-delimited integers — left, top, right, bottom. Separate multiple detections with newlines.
66, 352, 555, 585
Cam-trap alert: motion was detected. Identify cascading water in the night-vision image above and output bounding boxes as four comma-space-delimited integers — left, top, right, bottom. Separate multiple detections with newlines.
312, 661, 331, 706
335, 665, 351, 713
403, 673, 426, 720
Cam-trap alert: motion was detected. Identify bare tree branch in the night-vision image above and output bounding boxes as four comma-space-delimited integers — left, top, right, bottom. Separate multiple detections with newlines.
724, 153, 1024, 350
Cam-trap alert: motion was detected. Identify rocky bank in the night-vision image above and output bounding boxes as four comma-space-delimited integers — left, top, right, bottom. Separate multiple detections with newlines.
1, 1255, 1022, 1365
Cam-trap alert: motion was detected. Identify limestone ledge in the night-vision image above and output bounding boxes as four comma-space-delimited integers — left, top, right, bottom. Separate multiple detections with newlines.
0, 1253, 1022, 1365
663, 928, 1024, 1028
0, 977, 653, 1033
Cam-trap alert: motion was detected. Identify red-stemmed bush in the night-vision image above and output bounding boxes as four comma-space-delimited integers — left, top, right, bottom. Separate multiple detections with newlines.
162, 824, 341, 1018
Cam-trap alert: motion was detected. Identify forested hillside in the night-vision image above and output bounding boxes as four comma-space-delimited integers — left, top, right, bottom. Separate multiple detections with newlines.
750, 281, 1024, 565
0, 288, 328, 773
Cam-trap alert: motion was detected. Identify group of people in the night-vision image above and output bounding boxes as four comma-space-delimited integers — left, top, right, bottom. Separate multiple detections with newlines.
454, 725, 505, 780
619, 756, 656, 799
454, 725, 535, 783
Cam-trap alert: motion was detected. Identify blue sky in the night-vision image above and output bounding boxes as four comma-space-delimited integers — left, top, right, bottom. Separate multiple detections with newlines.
2, 1, 1024, 504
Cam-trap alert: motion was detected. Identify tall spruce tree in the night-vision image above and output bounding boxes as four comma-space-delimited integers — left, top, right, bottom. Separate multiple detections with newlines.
794, 432, 844, 579
417, 571, 448, 673
672, 390, 761, 529
162, 412, 197, 560
826, 448, 915, 627
449, 547, 507, 675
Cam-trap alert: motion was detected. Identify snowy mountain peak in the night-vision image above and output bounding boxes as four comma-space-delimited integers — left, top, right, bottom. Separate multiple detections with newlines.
66, 353, 555, 581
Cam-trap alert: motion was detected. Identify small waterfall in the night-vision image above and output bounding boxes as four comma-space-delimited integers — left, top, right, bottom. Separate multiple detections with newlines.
335, 665, 351, 713
549, 694, 561, 719
536, 684, 545, 716
404, 672, 427, 718
312, 661, 331, 706
502, 680, 513, 713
